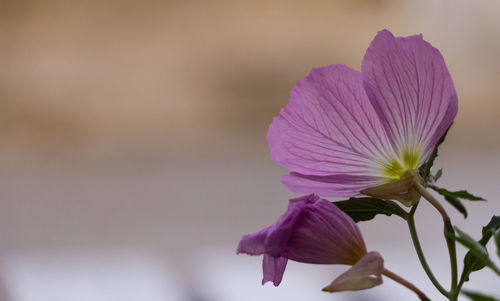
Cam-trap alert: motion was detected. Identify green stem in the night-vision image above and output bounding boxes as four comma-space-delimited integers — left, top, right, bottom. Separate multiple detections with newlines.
408, 201, 450, 298
414, 182, 458, 300
444, 222, 458, 301
382, 268, 430, 300
457, 277, 466, 294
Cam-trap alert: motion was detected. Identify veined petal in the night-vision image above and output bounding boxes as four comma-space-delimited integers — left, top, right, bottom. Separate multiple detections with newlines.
282, 198, 367, 265
262, 255, 288, 286
237, 194, 318, 258
322, 251, 384, 292
267, 64, 397, 196
282, 172, 383, 197
264, 194, 317, 256
237, 194, 368, 287
362, 30, 458, 164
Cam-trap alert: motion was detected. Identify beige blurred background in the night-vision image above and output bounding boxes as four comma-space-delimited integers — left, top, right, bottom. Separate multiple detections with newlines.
1, 0, 499, 300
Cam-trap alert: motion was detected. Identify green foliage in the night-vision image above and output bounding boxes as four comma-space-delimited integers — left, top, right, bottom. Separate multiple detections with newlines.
432, 168, 443, 182
444, 195, 468, 218
495, 231, 500, 258
462, 290, 500, 301
482, 216, 500, 237
428, 185, 485, 201
333, 197, 408, 222
428, 185, 485, 218
453, 227, 490, 267
458, 216, 500, 283
419, 125, 451, 182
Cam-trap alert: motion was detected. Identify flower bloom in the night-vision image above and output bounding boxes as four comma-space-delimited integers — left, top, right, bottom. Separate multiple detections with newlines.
268, 30, 457, 203
237, 194, 384, 291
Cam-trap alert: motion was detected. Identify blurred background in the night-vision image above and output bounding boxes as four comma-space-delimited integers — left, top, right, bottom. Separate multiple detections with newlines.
1, 0, 499, 300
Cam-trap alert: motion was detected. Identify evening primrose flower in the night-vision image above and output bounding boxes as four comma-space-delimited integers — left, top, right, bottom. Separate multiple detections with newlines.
237, 194, 384, 291
268, 30, 457, 206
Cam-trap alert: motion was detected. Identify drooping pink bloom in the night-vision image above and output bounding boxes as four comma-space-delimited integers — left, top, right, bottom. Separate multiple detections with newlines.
268, 30, 457, 200
237, 194, 384, 291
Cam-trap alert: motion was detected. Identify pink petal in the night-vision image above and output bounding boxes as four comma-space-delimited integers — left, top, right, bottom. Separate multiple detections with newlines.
237, 195, 368, 287
281, 172, 383, 197
262, 255, 288, 286
236, 227, 268, 256
263, 194, 314, 256
237, 195, 317, 257
362, 30, 458, 162
268, 64, 396, 196
322, 251, 384, 292
283, 198, 366, 265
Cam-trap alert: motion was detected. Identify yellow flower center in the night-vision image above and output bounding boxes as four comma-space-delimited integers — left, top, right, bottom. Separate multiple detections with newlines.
380, 146, 422, 181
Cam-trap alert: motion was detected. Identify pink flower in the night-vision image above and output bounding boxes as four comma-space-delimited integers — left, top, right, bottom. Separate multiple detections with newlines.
237, 194, 384, 291
268, 30, 457, 202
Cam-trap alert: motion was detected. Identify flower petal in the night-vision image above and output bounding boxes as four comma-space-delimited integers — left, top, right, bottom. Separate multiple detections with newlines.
362, 29, 458, 162
237, 194, 319, 257
237, 227, 268, 255
282, 172, 381, 197
238, 195, 370, 287
264, 194, 318, 256
262, 255, 288, 286
267, 64, 396, 196
322, 251, 384, 292
283, 198, 367, 265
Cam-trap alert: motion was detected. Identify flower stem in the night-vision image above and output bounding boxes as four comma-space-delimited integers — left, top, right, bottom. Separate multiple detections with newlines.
382, 268, 430, 301
407, 201, 450, 298
414, 181, 458, 300
413, 182, 449, 222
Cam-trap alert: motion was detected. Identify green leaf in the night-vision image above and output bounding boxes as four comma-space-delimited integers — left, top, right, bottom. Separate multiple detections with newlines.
428, 185, 485, 201
427, 168, 443, 184
443, 195, 468, 218
482, 216, 500, 237
462, 251, 486, 279
460, 216, 500, 282
462, 290, 500, 301
333, 197, 408, 222
419, 124, 451, 182
433, 168, 443, 182
428, 185, 485, 218
453, 227, 489, 263
495, 230, 500, 258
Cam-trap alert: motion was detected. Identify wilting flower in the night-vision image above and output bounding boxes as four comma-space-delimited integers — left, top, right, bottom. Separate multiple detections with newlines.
237, 194, 384, 291
268, 30, 457, 205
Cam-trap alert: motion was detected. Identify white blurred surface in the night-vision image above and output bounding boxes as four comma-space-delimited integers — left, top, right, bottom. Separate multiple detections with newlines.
1, 250, 185, 301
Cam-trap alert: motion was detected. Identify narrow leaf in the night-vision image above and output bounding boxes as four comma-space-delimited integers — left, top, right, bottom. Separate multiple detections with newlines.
460, 216, 500, 282
333, 197, 408, 223
453, 228, 489, 261
462, 290, 500, 301
452, 228, 490, 277
495, 231, 500, 258
482, 216, 500, 237
419, 124, 451, 182
433, 168, 443, 182
452, 229, 500, 277
429, 185, 485, 201
443, 195, 468, 218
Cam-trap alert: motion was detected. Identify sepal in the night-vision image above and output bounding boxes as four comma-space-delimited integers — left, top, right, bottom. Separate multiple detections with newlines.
361, 170, 423, 207
322, 252, 383, 292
